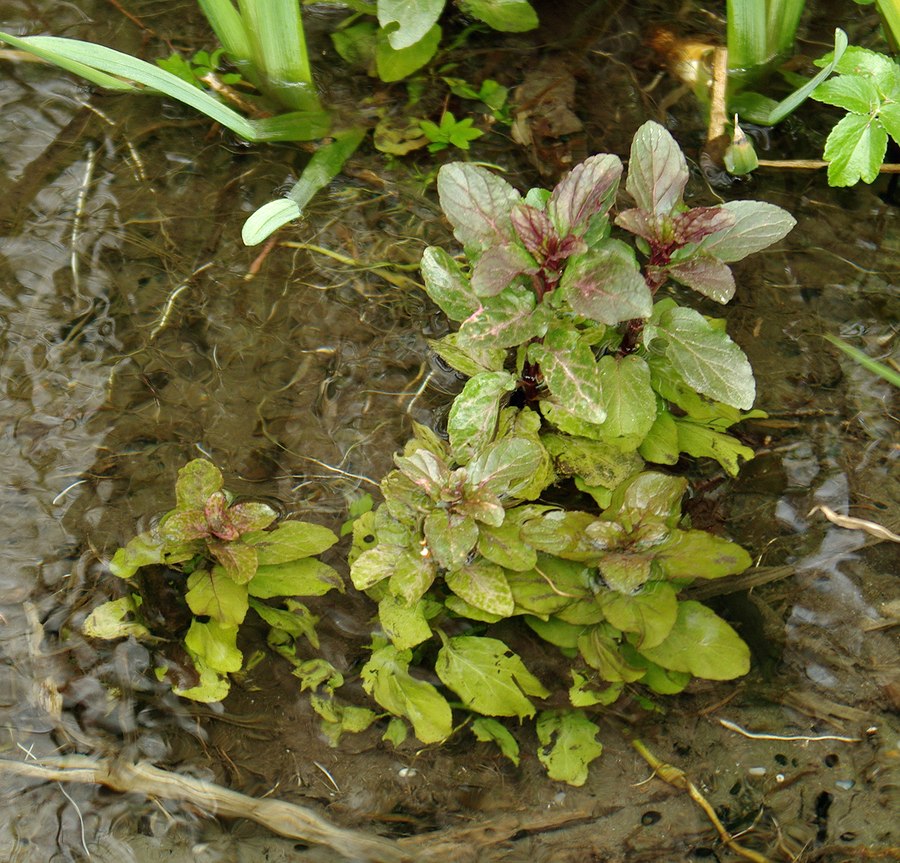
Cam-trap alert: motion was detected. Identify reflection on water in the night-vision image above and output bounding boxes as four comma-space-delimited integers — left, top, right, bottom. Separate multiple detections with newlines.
1, 0, 898, 860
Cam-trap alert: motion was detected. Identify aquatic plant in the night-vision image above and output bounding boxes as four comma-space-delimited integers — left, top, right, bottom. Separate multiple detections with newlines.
83, 459, 341, 702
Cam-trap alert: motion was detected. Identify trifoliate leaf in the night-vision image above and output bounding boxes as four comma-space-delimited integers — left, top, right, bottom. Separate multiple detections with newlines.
436, 634, 549, 718
823, 111, 887, 186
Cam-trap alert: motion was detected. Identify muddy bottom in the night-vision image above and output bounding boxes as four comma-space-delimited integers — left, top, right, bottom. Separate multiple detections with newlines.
0, 0, 898, 861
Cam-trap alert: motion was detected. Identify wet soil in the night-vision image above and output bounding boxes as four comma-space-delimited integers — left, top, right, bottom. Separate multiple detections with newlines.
0, 1, 897, 861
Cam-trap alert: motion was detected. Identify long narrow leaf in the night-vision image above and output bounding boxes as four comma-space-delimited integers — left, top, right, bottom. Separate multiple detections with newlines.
727, 0, 767, 70
242, 127, 366, 245
766, 0, 805, 59
197, 0, 252, 65
825, 335, 900, 388
0, 34, 328, 142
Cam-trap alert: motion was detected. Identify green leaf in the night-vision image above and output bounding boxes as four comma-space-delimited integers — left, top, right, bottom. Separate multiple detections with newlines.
472, 717, 520, 765
597, 552, 654, 593
225, 502, 278, 535
437, 162, 520, 254
477, 521, 538, 571
351, 543, 403, 591
311, 695, 379, 745
448, 371, 517, 461
625, 121, 688, 216
394, 449, 450, 498
592, 355, 656, 449
823, 112, 887, 186
619, 644, 691, 694
249, 558, 343, 598
184, 619, 242, 674
639, 600, 750, 680
459, 0, 539, 31
429, 334, 506, 377
604, 470, 686, 528
577, 627, 646, 682
243, 521, 338, 564
568, 671, 623, 707
542, 433, 643, 488
175, 458, 223, 508
379, 0, 444, 49
458, 284, 546, 350
424, 510, 479, 570
524, 614, 587, 647
536, 710, 603, 786
466, 436, 547, 499
420, 246, 481, 321
638, 408, 679, 465
82, 596, 152, 640
596, 581, 677, 649
242, 199, 300, 245
528, 327, 607, 425
675, 419, 755, 476
444, 594, 504, 623
292, 658, 343, 692
446, 560, 515, 616
361, 645, 453, 744
559, 241, 652, 324
109, 532, 168, 579
520, 510, 605, 561
186, 568, 249, 625
813, 74, 880, 114
698, 201, 796, 263
878, 102, 900, 144
471, 242, 535, 296
652, 306, 755, 410
378, 595, 433, 650
828, 44, 898, 92
383, 717, 409, 747
508, 556, 593, 617
250, 598, 319, 647
436, 634, 549, 718
208, 539, 259, 584
655, 530, 751, 579
375, 23, 441, 81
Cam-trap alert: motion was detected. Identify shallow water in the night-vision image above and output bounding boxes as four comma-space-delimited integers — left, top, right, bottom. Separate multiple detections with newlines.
0, 1, 897, 861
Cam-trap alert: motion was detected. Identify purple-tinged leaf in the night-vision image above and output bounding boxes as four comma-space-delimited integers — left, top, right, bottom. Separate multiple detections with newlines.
625, 121, 688, 216
471, 243, 537, 296
458, 485, 506, 526
160, 508, 210, 543
448, 370, 517, 462
698, 200, 796, 262
205, 492, 239, 541
510, 203, 556, 257
559, 241, 652, 325
672, 207, 735, 245
446, 560, 515, 617
437, 162, 521, 253
458, 284, 549, 349
549, 153, 622, 236
209, 539, 259, 584
467, 437, 546, 500
227, 501, 278, 535
421, 246, 481, 321
527, 327, 607, 425
175, 459, 223, 509
662, 255, 736, 303
614, 208, 662, 243
424, 510, 478, 570
394, 449, 449, 498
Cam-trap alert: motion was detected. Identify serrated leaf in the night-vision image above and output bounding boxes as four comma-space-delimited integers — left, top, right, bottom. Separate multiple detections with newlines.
569, 671, 623, 706
597, 551, 654, 593
446, 560, 515, 616
436, 635, 549, 718
361, 645, 453, 743
655, 529, 751, 579
823, 112, 886, 186
292, 658, 343, 692
242, 521, 338, 563
639, 600, 750, 680
656, 306, 755, 410
597, 581, 677, 649
250, 598, 319, 647
559, 241, 651, 324
82, 596, 152, 640
878, 101, 900, 143
828, 45, 899, 92
108, 532, 168, 579
186, 568, 249, 625
421, 246, 481, 321
664, 254, 736, 303
458, 284, 546, 349
593, 354, 656, 448
388, 549, 437, 604
225, 501, 278, 535
542, 432, 643, 488
394, 449, 450, 497
471, 242, 537, 296
466, 436, 546, 499
429, 334, 506, 376
604, 470, 686, 528
549, 153, 622, 236
379, 0, 443, 49
472, 717, 520, 765
625, 121, 688, 216
536, 709, 604, 786
424, 510, 479, 570
249, 558, 343, 598
813, 74, 880, 113
184, 619, 242, 674
208, 539, 258, 584
528, 327, 607, 424
698, 201, 796, 262
437, 162, 520, 253
448, 371, 517, 461
378, 595, 433, 650
459, 0, 539, 31
175, 458, 223, 508
675, 419, 755, 476
477, 520, 538, 571
375, 23, 441, 82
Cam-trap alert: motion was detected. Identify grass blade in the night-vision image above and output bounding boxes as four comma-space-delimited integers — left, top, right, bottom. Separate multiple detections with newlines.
824, 334, 900, 388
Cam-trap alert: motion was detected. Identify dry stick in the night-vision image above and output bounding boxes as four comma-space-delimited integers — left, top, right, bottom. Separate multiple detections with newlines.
707, 47, 729, 145
0, 756, 411, 863
757, 159, 900, 173
631, 740, 773, 863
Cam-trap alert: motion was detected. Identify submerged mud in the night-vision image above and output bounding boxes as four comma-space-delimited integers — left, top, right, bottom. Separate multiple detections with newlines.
0, 0, 897, 860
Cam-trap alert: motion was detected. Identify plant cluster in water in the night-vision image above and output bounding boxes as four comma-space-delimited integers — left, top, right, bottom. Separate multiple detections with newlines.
87, 122, 795, 785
